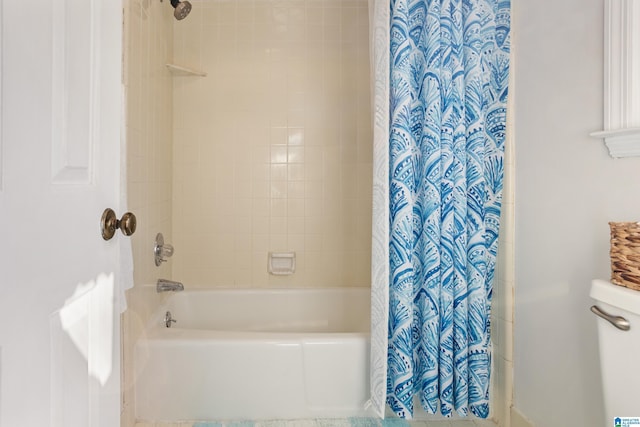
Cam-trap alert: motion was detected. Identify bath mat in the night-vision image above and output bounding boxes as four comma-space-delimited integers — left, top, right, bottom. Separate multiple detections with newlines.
192, 418, 412, 427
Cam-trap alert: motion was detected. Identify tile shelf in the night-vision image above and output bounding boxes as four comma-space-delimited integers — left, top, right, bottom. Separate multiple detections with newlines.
165, 63, 207, 77
591, 0, 640, 158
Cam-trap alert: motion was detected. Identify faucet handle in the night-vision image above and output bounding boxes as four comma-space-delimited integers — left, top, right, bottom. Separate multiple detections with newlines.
160, 243, 174, 258
154, 233, 175, 266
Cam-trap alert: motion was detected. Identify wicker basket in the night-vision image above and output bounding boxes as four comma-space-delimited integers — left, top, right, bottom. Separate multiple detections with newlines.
609, 222, 640, 291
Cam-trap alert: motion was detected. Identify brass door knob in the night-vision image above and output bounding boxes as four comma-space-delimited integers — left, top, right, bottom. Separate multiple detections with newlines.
101, 208, 137, 240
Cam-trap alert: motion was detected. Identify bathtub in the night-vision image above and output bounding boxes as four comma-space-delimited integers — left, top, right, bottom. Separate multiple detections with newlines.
134, 287, 372, 421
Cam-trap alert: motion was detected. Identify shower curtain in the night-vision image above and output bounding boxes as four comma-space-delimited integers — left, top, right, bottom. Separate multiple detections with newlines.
369, 0, 510, 419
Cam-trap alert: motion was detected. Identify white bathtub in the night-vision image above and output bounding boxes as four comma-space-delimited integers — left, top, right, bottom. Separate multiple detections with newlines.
134, 288, 372, 421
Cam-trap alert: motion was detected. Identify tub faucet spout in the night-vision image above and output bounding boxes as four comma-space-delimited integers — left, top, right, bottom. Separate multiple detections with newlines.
157, 278, 184, 292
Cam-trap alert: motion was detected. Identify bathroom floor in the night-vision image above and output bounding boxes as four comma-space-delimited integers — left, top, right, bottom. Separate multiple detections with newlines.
134, 419, 496, 427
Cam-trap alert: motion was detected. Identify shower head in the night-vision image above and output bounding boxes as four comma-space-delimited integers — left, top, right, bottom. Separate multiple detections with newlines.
170, 0, 192, 20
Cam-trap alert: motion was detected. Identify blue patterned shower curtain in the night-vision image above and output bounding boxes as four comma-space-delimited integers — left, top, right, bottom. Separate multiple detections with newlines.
385, 0, 510, 419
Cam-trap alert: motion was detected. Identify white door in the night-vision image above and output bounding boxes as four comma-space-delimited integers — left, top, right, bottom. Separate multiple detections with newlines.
0, 1, 124, 426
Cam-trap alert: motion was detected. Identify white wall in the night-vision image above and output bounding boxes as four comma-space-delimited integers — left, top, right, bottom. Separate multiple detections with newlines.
513, 0, 640, 425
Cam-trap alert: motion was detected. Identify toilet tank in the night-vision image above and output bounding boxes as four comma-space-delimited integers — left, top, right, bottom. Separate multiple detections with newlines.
590, 279, 640, 421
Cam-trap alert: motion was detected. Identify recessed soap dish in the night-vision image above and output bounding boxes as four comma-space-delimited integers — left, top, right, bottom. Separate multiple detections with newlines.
268, 252, 296, 275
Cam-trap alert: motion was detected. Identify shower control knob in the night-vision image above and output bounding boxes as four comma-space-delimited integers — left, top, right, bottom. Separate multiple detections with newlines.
101, 208, 137, 240
154, 232, 175, 266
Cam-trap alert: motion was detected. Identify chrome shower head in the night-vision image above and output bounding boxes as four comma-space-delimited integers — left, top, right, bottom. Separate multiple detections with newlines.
170, 0, 192, 20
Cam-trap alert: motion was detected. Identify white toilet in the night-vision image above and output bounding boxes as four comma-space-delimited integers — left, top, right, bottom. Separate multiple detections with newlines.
590, 279, 640, 421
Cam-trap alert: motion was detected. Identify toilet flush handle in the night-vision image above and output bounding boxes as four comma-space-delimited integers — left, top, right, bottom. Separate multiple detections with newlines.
590, 305, 631, 331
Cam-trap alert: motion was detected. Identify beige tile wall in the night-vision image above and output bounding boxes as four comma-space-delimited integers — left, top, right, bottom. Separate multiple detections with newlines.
122, 1, 174, 425
126, 1, 174, 288
171, 0, 372, 288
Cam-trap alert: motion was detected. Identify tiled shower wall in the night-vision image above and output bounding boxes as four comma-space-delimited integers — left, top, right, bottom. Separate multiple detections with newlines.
122, 1, 174, 425
171, 0, 372, 288
126, 0, 174, 288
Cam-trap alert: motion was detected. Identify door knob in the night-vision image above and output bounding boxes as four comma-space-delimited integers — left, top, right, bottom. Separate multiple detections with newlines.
101, 208, 137, 240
